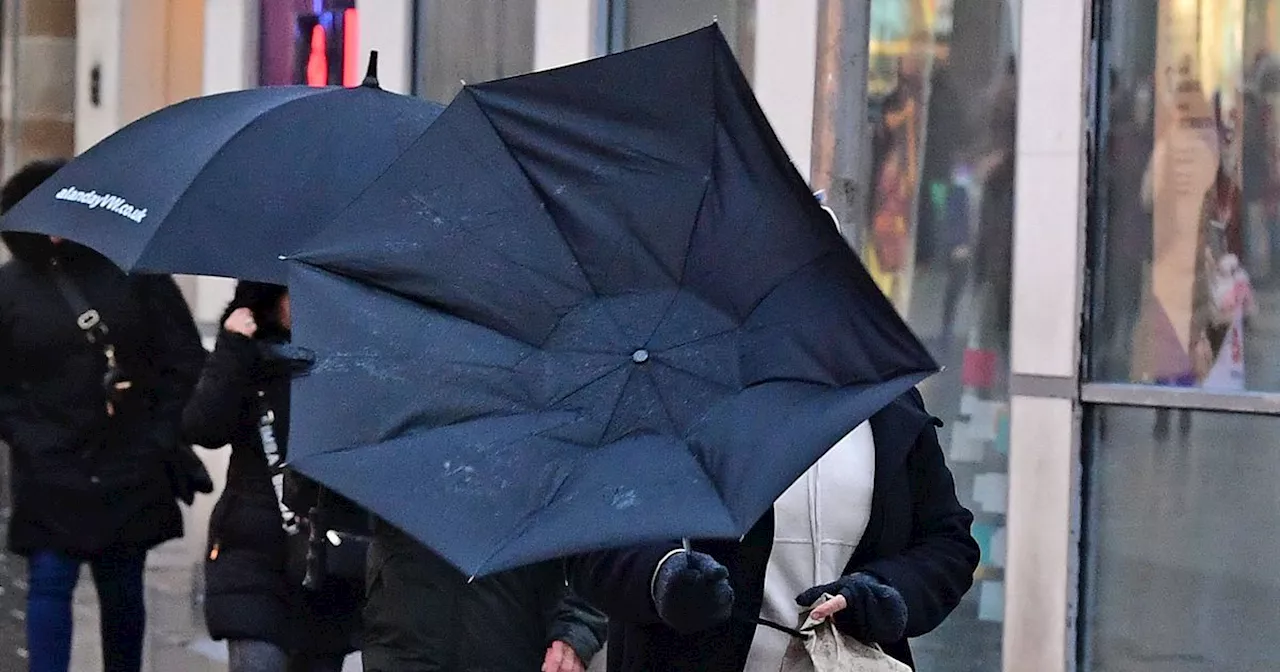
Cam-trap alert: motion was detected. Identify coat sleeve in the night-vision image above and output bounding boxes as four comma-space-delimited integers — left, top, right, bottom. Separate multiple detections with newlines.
543, 571, 608, 663
565, 542, 679, 625
181, 328, 258, 450
851, 410, 980, 639
137, 275, 206, 450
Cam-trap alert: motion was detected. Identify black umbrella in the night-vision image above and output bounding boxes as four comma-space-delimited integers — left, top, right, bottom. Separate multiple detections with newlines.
0, 55, 443, 284
285, 26, 938, 577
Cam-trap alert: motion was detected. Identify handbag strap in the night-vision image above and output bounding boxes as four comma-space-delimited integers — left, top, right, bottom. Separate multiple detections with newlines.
47, 259, 130, 417
48, 258, 111, 347
255, 389, 301, 535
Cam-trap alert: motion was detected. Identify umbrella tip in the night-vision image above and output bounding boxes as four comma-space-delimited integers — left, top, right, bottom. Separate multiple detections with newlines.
362, 51, 380, 88
277, 254, 288, 261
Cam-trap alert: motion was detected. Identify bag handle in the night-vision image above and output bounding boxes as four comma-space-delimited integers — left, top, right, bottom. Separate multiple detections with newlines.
736, 614, 806, 639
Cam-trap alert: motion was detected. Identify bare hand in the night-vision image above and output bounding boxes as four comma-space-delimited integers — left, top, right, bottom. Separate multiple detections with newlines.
808, 594, 848, 623
542, 640, 585, 672
224, 307, 257, 337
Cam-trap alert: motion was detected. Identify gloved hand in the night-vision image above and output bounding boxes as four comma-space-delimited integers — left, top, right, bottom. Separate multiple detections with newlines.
651, 550, 734, 634
796, 572, 907, 644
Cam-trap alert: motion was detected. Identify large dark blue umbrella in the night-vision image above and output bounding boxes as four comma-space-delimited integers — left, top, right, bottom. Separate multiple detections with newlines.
0, 57, 443, 284
285, 26, 937, 577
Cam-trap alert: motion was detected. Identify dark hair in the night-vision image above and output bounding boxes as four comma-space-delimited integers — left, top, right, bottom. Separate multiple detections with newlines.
0, 158, 67, 214
222, 281, 289, 339
1, 158, 70, 262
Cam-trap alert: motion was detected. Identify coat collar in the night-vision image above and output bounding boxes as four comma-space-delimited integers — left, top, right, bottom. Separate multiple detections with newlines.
846, 391, 940, 568
869, 391, 939, 472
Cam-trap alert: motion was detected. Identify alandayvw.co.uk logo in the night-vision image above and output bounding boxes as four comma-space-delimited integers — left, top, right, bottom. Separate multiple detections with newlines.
55, 186, 148, 223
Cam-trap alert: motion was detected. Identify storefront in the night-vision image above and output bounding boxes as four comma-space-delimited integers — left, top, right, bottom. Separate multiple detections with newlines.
1083, 0, 1280, 669
178, 1, 1280, 669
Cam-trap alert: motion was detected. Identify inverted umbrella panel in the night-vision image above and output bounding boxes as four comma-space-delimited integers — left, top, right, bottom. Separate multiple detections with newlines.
287, 25, 936, 576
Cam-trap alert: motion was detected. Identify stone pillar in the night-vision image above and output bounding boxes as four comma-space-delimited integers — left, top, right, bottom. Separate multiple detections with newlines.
2, 0, 76, 175
75, 0, 206, 153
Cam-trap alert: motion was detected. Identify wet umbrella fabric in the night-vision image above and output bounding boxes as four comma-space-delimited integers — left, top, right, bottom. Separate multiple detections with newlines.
0, 73, 444, 284
286, 26, 938, 577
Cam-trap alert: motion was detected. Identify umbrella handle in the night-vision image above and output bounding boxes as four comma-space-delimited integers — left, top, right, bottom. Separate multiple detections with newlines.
302, 490, 328, 591
681, 537, 692, 553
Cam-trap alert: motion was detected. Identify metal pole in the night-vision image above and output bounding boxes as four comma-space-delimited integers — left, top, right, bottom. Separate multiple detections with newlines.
810, 0, 872, 250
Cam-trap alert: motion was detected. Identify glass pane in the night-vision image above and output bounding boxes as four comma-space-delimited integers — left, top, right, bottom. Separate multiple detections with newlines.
1082, 405, 1280, 670
812, 1, 1018, 670
259, 1, 360, 87
415, 0, 536, 103
610, 0, 755, 77
1093, 0, 1280, 391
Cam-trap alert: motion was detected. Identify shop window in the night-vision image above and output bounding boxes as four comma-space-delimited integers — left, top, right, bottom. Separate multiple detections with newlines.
1092, 0, 1280, 394
811, 1, 1019, 670
605, 0, 755, 79
259, 1, 360, 87
1081, 405, 1280, 670
414, 0, 536, 104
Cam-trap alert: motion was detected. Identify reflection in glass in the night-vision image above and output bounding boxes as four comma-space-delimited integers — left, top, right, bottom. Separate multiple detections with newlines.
811, 1, 1018, 670
1082, 405, 1280, 670
1094, 1, 1280, 394
414, 0, 537, 103
608, 0, 755, 75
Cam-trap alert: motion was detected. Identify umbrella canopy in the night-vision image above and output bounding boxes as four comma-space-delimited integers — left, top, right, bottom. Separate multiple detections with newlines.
286, 25, 938, 577
0, 58, 444, 284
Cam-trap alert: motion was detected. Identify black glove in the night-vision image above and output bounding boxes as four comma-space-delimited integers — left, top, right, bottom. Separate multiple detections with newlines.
651, 550, 734, 634
796, 572, 907, 644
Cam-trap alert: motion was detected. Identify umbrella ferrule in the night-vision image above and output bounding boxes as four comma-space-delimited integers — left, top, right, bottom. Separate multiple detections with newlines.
362, 51, 380, 88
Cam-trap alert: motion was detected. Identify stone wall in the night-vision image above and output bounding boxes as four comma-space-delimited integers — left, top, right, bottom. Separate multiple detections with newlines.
3, 0, 76, 174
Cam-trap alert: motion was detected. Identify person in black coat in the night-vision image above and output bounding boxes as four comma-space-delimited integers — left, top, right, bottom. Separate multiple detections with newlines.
0, 159, 206, 672
567, 390, 980, 671
362, 520, 608, 672
183, 281, 363, 672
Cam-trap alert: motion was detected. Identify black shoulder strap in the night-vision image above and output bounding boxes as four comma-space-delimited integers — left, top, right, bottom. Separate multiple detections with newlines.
48, 259, 132, 418
48, 259, 111, 346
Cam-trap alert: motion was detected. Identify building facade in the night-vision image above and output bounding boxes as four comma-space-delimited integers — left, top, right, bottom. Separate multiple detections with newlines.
3, 0, 1277, 670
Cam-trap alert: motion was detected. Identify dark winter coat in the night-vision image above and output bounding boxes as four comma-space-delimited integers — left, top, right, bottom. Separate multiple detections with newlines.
567, 390, 980, 671
183, 308, 363, 656
0, 234, 204, 557
362, 521, 607, 672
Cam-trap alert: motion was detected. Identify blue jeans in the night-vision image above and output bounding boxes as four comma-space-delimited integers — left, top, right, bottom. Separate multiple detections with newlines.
27, 549, 147, 672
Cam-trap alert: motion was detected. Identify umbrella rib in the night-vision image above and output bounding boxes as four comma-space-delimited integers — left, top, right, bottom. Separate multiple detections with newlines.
462, 92, 649, 351
595, 365, 637, 446
136, 88, 357, 268
742, 249, 839, 323
655, 324, 739, 353
545, 361, 630, 408
677, 111, 721, 287
635, 75, 723, 347
652, 358, 738, 392
640, 366, 685, 436
463, 91, 604, 302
